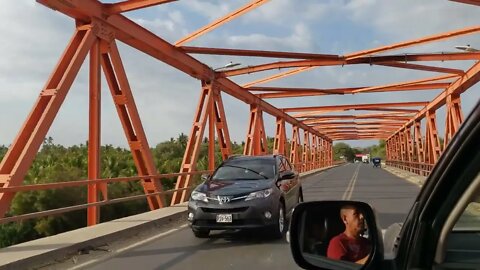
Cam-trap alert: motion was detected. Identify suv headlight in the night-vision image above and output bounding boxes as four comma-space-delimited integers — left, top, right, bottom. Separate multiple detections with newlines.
191, 191, 208, 202
245, 188, 273, 201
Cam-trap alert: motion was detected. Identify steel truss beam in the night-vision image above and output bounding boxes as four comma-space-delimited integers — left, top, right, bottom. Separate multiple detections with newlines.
253, 83, 450, 99
0, 27, 96, 219
105, 0, 177, 14
244, 105, 268, 155
102, 39, 165, 210
238, 25, 480, 86
273, 117, 287, 156
223, 53, 479, 78
171, 81, 232, 205
175, 0, 270, 46
286, 101, 428, 115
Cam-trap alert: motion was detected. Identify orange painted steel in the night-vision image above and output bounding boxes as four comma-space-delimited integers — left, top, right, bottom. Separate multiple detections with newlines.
102, 39, 165, 210
105, 0, 177, 14
254, 83, 450, 99
243, 67, 314, 88
286, 101, 428, 115
289, 126, 301, 172
273, 117, 287, 156
222, 52, 480, 78
175, 0, 270, 46
451, 0, 480, 6
302, 132, 311, 172
88, 39, 104, 226
374, 62, 465, 75
444, 94, 464, 148
0, 0, 478, 227
171, 82, 233, 205
345, 25, 480, 60
0, 27, 96, 219
229, 22, 480, 94
243, 104, 268, 156
386, 60, 480, 174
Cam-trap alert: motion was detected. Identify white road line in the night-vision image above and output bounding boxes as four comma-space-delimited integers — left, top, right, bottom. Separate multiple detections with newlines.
342, 164, 360, 200
69, 224, 189, 270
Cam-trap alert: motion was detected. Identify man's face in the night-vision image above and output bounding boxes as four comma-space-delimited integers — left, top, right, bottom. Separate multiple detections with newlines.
343, 208, 365, 235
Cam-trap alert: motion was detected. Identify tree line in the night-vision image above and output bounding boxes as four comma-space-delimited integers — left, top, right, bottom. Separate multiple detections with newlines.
0, 136, 384, 247
0, 135, 246, 248
333, 140, 386, 162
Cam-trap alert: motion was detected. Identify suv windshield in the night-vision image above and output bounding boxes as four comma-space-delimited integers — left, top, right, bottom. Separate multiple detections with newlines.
211, 158, 276, 180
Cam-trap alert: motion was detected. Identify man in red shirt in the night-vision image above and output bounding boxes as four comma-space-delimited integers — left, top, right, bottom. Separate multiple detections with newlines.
327, 205, 371, 264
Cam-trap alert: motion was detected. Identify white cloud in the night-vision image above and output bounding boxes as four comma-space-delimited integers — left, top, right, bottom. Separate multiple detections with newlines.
0, 0, 479, 150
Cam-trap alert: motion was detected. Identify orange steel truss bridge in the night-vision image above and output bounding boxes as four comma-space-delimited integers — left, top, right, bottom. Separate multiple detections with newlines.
0, 0, 480, 226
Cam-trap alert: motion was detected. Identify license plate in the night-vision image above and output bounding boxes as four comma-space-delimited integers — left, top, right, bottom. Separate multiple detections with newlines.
216, 214, 232, 223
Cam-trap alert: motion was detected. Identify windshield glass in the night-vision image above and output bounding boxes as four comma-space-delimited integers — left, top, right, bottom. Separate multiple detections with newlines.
212, 159, 276, 180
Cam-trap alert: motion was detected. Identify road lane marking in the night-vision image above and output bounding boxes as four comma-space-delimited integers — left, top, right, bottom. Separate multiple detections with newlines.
342, 164, 360, 200
69, 224, 189, 270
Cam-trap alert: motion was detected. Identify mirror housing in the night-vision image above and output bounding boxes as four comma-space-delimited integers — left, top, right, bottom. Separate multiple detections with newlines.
280, 171, 296, 180
201, 173, 210, 181
289, 201, 384, 270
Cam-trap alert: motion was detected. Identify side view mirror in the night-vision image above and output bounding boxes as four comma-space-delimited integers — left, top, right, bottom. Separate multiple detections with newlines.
280, 171, 295, 180
201, 173, 210, 181
289, 201, 383, 270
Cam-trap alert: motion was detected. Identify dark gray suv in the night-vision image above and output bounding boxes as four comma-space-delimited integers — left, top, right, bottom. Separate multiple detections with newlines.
188, 155, 303, 238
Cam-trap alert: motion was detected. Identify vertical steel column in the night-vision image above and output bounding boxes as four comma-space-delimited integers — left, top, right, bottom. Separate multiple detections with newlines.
444, 93, 464, 148
212, 89, 232, 161
171, 81, 213, 205
101, 40, 164, 209
405, 126, 413, 172
87, 39, 103, 226
208, 88, 216, 171
311, 135, 317, 169
414, 120, 424, 175
273, 117, 286, 155
424, 111, 442, 164
302, 131, 310, 172
289, 126, 300, 171
399, 130, 406, 170
243, 104, 267, 156
0, 27, 96, 218
318, 138, 324, 168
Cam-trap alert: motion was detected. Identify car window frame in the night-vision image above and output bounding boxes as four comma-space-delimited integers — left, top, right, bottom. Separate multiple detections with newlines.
395, 100, 480, 270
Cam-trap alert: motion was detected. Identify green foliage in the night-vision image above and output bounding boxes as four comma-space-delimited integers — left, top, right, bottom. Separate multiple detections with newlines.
0, 135, 252, 248
334, 142, 355, 161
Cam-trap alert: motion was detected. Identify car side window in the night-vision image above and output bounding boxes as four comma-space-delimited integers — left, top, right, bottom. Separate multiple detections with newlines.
441, 172, 480, 266
453, 191, 480, 231
277, 157, 286, 173
283, 157, 293, 171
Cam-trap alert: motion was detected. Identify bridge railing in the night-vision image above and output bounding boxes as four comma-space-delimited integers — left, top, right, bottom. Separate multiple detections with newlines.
386, 160, 435, 176
0, 170, 211, 225
0, 161, 338, 225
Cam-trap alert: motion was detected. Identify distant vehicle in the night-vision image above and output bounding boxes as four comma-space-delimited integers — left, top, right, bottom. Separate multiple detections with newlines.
188, 155, 302, 239
362, 155, 369, 163
372, 157, 381, 168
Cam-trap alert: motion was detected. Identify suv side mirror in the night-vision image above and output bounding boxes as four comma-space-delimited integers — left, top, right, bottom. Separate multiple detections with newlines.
289, 201, 383, 270
201, 173, 210, 181
280, 171, 295, 180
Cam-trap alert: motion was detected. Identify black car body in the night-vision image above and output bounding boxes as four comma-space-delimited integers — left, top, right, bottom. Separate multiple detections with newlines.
188, 155, 302, 238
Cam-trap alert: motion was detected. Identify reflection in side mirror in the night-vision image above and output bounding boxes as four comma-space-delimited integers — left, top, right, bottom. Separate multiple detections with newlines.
201, 173, 210, 181
289, 201, 383, 270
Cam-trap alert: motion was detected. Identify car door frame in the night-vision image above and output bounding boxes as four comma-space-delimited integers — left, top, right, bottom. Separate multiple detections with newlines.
388, 100, 480, 270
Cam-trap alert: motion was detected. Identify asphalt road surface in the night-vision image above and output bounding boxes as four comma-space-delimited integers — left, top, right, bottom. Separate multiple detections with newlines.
88, 163, 420, 270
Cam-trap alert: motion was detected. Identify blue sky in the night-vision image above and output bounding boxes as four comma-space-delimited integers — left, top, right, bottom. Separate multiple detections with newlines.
0, 0, 479, 149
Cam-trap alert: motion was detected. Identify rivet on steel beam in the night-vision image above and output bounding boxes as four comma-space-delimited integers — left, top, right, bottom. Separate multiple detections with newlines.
41, 89, 57, 96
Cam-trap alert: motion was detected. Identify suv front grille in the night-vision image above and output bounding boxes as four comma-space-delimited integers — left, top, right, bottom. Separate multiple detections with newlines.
200, 207, 249, 213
